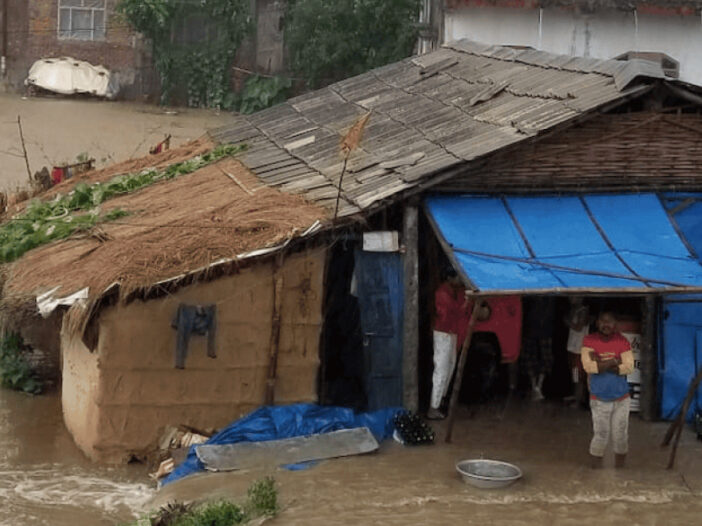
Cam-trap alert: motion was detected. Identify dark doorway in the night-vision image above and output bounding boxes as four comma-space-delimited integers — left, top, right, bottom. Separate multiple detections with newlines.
320, 243, 365, 410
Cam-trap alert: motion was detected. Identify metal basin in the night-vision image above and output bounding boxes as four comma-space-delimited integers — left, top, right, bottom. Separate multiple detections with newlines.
456, 459, 522, 489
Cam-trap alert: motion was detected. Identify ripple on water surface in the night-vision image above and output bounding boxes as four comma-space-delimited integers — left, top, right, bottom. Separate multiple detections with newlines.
0, 390, 153, 525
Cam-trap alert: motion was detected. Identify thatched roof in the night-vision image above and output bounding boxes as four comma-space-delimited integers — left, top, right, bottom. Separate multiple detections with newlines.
0, 138, 328, 318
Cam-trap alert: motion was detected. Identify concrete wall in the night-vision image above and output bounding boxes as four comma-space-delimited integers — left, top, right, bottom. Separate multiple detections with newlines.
3, 0, 154, 99
444, 5, 702, 86
62, 249, 325, 463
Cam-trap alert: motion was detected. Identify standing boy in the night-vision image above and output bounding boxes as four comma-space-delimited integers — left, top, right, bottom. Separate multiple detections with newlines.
581, 312, 634, 468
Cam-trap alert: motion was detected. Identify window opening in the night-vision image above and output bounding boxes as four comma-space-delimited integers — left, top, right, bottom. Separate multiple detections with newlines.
58, 0, 106, 41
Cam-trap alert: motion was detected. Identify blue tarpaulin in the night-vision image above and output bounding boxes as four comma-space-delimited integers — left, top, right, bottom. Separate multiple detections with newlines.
659, 298, 702, 422
162, 403, 402, 486
425, 193, 702, 293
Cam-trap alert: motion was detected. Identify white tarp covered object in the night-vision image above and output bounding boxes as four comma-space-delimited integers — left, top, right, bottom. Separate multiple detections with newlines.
25, 57, 119, 99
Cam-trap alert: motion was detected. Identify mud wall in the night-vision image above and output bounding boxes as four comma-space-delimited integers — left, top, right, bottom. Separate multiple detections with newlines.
61, 248, 326, 463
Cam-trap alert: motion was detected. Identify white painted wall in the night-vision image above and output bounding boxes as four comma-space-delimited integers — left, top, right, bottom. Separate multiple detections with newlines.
444, 7, 702, 86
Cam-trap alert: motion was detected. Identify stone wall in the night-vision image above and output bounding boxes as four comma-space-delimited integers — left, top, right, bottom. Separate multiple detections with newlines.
61, 249, 326, 463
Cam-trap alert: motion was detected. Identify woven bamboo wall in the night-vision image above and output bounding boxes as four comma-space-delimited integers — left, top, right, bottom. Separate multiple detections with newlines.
436, 112, 702, 193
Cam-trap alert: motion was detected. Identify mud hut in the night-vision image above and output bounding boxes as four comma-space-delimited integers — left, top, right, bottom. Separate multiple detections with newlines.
0, 138, 329, 462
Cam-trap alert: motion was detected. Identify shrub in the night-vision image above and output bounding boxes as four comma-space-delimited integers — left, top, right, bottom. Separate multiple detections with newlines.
0, 333, 42, 394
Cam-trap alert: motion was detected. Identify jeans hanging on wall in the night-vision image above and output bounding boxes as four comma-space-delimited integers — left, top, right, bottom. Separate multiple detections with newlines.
171, 304, 217, 369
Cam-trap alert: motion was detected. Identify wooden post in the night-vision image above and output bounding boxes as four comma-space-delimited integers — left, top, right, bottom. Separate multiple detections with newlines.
402, 203, 419, 412
640, 295, 658, 421
265, 263, 284, 406
445, 299, 483, 443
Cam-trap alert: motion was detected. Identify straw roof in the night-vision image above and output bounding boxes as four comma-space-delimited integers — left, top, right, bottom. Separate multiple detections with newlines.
0, 138, 328, 312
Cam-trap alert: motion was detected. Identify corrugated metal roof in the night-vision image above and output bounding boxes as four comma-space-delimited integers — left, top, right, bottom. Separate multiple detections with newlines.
209, 39, 665, 218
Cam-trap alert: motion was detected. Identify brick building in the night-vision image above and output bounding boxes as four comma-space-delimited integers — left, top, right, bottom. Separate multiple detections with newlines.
0, 0, 157, 99
0, 0, 289, 102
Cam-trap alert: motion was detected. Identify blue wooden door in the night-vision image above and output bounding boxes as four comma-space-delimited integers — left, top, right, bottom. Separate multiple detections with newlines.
660, 298, 702, 421
355, 250, 404, 410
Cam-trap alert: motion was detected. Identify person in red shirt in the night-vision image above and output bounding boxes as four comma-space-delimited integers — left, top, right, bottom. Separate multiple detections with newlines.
428, 266, 470, 420
429, 267, 522, 419
581, 311, 634, 468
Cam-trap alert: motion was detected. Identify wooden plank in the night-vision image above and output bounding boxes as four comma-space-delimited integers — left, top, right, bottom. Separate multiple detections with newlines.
402, 203, 419, 412
446, 302, 482, 443
639, 295, 658, 422
265, 271, 284, 405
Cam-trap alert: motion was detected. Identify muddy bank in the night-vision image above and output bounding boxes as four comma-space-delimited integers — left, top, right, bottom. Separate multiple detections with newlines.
154, 400, 702, 525
0, 94, 233, 191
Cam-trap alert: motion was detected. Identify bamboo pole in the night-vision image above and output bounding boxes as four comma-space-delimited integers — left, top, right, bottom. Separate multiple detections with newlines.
661, 366, 702, 469
16, 115, 31, 181
264, 268, 284, 406
445, 298, 484, 444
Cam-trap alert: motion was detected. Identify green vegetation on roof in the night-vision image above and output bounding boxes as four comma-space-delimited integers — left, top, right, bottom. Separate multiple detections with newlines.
0, 143, 246, 264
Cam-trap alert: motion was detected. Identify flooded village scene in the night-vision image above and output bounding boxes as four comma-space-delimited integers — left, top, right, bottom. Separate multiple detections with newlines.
3, 1, 702, 525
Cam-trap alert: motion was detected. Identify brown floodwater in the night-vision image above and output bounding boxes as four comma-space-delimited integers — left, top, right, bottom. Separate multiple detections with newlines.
155, 400, 702, 525
0, 93, 233, 191
2, 387, 702, 524
0, 388, 153, 525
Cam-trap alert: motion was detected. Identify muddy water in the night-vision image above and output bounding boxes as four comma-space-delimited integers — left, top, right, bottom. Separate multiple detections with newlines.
155, 400, 702, 525
0, 93, 233, 190
0, 389, 153, 525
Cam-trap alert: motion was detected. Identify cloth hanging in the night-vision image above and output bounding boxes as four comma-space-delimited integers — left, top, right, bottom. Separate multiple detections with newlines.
171, 304, 217, 369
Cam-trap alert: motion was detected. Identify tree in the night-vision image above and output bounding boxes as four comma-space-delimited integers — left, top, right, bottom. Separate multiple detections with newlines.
117, 0, 252, 108
285, 0, 422, 88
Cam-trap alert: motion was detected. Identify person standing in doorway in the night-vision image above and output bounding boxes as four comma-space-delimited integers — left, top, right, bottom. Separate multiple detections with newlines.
581, 311, 634, 468
428, 266, 468, 420
564, 297, 591, 407
522, 296, 555, 401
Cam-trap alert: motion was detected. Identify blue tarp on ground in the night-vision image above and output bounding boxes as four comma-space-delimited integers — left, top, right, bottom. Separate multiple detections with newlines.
162, 403, 402, 486
425, 193, 702, 293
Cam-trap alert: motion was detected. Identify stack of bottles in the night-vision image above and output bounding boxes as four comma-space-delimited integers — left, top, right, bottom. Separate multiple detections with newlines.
393, 411, 435, 445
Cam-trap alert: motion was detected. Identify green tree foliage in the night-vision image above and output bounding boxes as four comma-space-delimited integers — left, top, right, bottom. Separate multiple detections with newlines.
0, 334, 42, 395
117, 0, 252, 108
285, 0, 422, 87
235, 75, 293, 115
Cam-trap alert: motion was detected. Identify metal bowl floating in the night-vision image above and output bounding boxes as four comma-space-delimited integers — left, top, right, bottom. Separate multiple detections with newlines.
455, 459, 523, 489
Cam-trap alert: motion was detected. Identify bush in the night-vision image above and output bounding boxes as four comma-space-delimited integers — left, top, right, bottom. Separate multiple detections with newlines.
234, 76, 293, 114
0, 334, 42, 394
244, 477, 278, 516
142, 477, 278, 526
